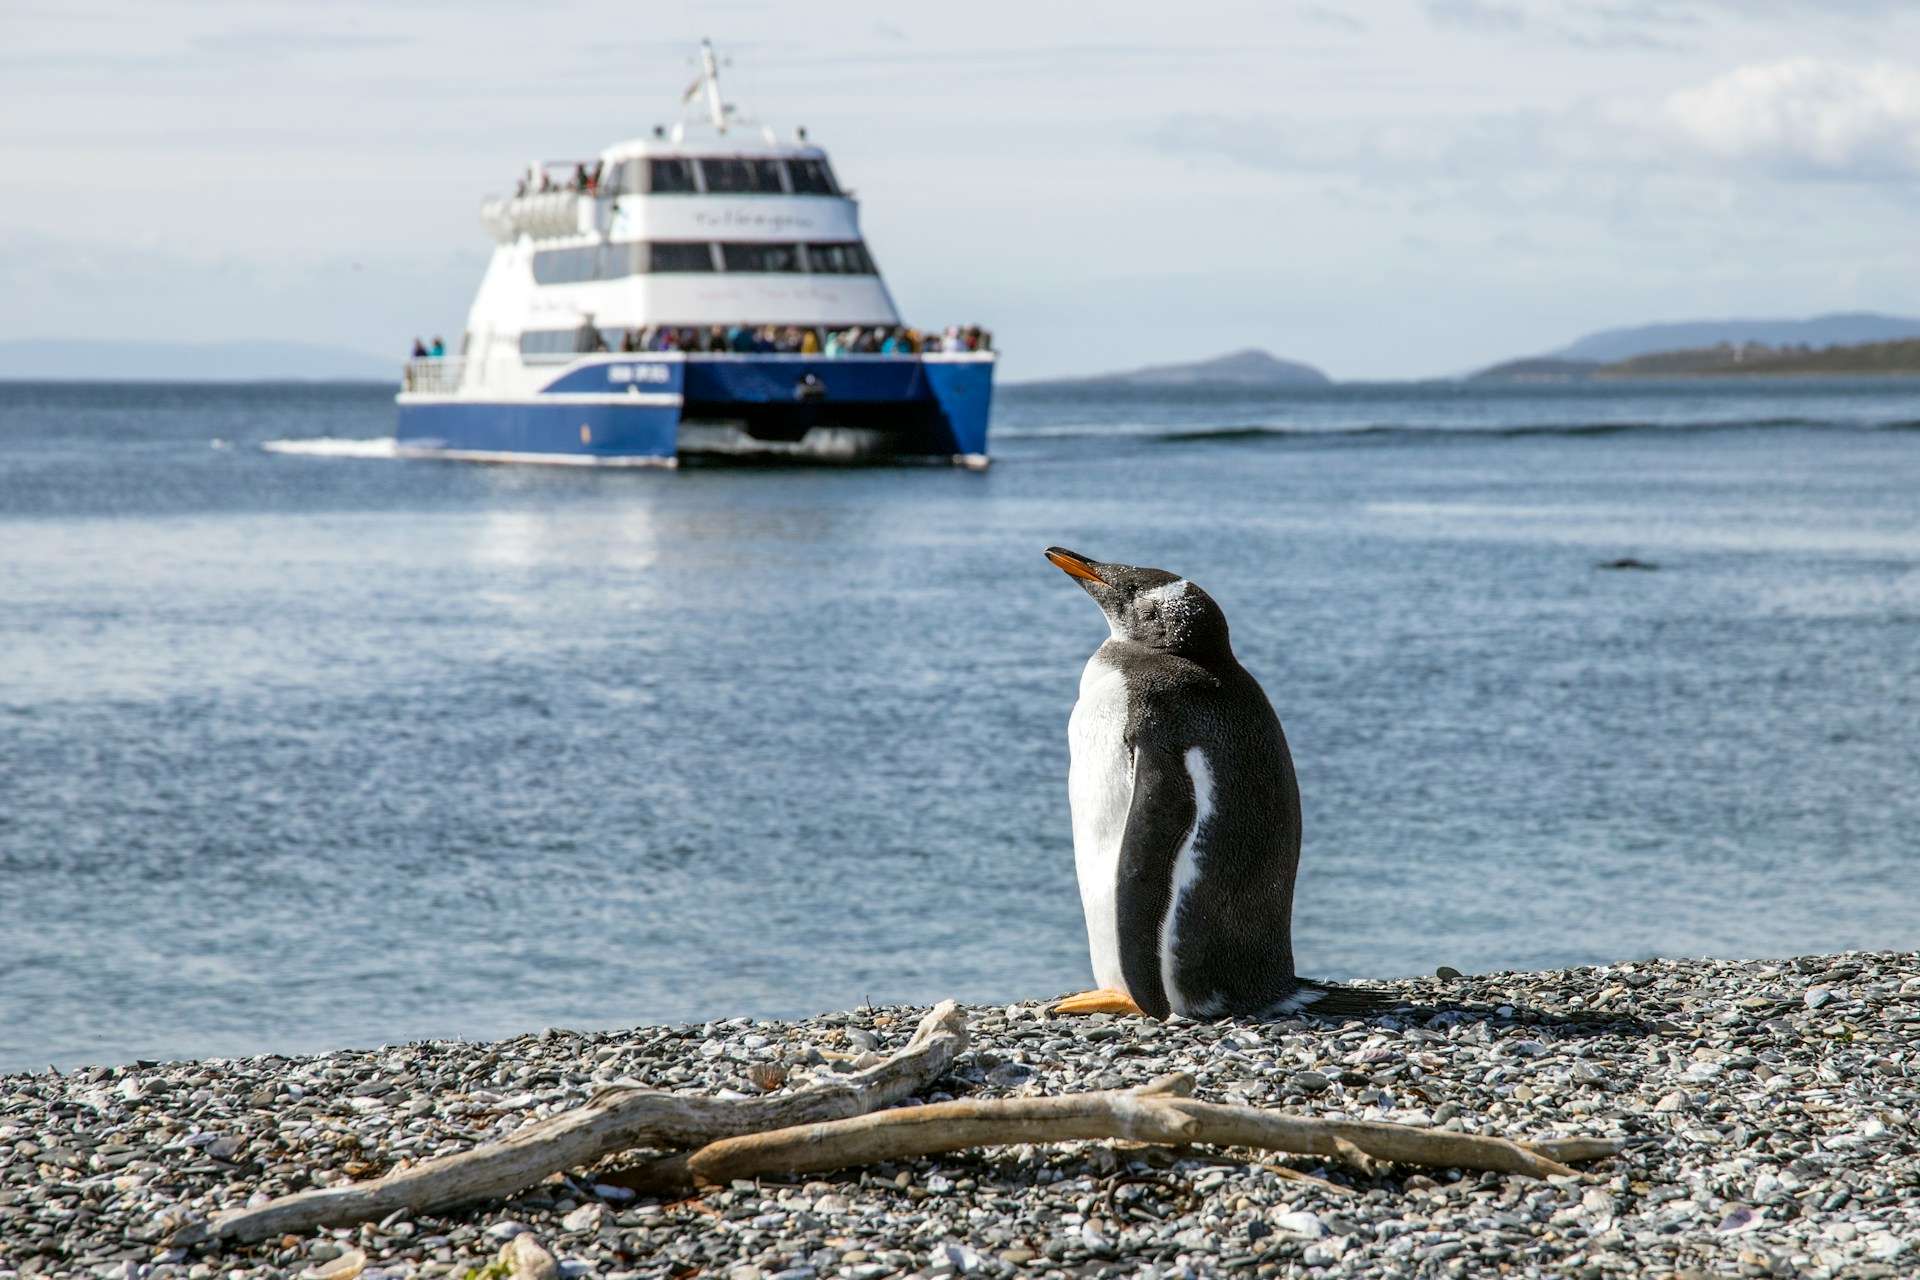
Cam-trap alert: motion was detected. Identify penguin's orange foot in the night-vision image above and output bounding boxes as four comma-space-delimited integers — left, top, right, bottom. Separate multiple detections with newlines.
1049, 988, 1145, 1016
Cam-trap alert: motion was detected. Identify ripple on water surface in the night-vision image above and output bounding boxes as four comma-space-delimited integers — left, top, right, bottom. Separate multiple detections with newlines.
2, 378, 1917, 1069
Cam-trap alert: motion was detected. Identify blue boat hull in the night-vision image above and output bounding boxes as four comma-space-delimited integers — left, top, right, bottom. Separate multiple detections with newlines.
396, 354, 993, 466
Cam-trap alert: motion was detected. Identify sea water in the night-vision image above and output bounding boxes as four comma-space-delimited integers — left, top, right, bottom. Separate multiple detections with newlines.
2, 378, 1916, 1070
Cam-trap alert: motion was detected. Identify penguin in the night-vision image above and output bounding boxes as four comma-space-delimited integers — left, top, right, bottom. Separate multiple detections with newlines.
1044, 546, 1387, 1020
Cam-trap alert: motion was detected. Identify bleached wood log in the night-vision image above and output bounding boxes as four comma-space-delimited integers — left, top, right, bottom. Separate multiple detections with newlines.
606, 1071, 1195, 1195
686, 1072, 1620, 1186
170, 1001, 968, 1247
1259, 1162, 1359, 1197
1528, 1136, 1631, 1164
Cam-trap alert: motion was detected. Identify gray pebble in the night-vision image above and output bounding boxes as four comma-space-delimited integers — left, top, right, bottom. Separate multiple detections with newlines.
2, 951, 1912, 1280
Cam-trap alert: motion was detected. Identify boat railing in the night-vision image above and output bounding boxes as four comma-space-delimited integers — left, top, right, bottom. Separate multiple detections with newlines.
402, 358, 465, 394
480, 190, 589, 242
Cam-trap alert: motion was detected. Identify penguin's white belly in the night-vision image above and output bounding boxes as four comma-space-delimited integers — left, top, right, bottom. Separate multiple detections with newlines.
1067, 653, 1134, 992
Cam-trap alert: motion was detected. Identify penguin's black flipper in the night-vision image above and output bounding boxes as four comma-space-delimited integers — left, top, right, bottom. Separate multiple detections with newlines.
1284, 979, 1402, 1017
1113, 744, 1194, 1021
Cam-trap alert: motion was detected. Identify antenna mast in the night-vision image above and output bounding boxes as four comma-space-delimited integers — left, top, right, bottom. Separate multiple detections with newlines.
699, 38, 728, 132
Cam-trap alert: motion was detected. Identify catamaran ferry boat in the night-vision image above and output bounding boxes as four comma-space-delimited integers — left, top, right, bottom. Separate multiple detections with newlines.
397, 42, 995, 468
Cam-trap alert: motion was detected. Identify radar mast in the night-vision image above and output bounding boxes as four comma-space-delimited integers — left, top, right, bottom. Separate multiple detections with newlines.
683, 38, 733, 133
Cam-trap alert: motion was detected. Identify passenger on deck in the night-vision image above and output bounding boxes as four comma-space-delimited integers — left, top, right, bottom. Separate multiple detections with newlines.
429, 336, 446, 358
800, 328, 821, 355
411, 337, 428, 360
824, 329, 845, 357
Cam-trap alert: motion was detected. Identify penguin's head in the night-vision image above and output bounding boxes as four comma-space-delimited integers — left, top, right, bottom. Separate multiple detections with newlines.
1044, 547, 1232, 658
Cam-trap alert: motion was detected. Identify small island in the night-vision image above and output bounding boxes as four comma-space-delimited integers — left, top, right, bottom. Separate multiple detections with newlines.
1022, 348, 1331, 389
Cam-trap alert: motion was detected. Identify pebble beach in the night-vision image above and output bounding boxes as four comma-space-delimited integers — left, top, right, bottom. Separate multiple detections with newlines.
2, 952, 1915, 1280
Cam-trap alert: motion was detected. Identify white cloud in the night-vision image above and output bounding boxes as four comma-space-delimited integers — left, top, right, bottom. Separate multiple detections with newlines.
1425, 0, 1527, 32
1157, 59, 1920, 187
1663, 59, 1920, 178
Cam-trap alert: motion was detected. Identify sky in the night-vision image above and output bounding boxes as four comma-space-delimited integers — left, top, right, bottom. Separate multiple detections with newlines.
4, 0, 1919, 380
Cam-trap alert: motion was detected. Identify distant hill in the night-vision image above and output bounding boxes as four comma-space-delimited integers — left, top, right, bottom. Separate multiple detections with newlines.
1025, 348, 1331, 389
0, 339, 395, 382
1468, 357, 1603, 383
1474, 337, 1920, 381
1552, 312, 1920, 363
1606, 338, 1920, 377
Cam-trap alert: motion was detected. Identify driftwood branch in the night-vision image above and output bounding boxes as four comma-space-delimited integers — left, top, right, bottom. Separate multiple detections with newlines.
605, 1071, 1195, 1195
172, 1000, 968, 1247
686, 1072, 1620, 1186
172, 1000, 1630, 1251
1260, 1162, 1359, 1197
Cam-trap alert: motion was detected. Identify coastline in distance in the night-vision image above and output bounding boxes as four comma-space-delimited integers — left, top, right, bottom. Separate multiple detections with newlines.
1018, 347, 1331, 390
1474, 310, 1920, 382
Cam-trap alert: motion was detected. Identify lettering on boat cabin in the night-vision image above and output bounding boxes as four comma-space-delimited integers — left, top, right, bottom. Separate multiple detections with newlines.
690, 207, 821, 235
607, 364, 675, 384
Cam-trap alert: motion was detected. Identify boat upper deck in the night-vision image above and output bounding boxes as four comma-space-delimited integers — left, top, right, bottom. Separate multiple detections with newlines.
418, 40, 992, 401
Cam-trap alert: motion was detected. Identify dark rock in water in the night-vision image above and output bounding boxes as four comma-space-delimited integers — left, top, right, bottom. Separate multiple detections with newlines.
1598, 557, 1659, 571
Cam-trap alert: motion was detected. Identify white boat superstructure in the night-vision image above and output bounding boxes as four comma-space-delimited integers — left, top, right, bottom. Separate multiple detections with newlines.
396, 41, 995, 467
454, 44, 900, 398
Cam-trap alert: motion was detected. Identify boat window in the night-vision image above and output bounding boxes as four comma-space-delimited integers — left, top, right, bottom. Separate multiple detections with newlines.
719, 242, 802, 273
805, 242, 876, 275
520, 329, 600, 357
649, 242, 717, 272
648, 157, 698, 194
531, 239, 876, 282
530, 245, 602, 285
786, 158, 838, 195
700, 157, 786, 194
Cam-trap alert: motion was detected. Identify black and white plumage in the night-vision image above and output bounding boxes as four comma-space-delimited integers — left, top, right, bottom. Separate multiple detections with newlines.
1046, 546, 1384, 1021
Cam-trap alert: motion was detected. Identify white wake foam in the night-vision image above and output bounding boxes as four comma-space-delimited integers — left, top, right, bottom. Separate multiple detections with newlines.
260, 437, 400, 459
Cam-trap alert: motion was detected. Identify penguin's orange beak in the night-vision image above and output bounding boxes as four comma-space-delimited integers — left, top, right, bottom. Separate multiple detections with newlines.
1045, 547, 1104, 585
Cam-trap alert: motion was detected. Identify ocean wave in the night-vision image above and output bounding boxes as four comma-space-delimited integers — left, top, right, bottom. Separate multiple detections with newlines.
260, 437, 400, 459
998, 415, 1906, 446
